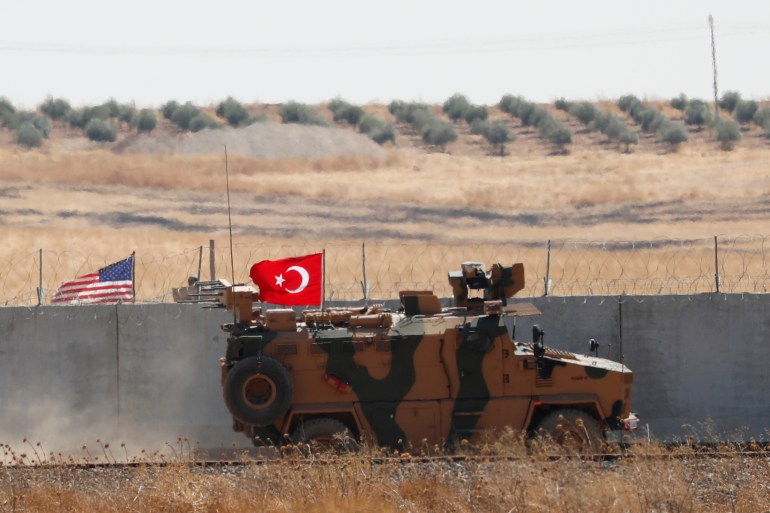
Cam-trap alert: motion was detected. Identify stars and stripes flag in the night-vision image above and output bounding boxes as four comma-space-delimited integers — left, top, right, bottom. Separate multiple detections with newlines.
51, 254, 135, 304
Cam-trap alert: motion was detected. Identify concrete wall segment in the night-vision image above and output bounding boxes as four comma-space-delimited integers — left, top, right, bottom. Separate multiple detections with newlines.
2, 293, 770, 450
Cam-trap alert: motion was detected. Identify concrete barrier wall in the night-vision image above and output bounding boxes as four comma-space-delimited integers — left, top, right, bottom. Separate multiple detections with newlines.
1, 294, 769, 451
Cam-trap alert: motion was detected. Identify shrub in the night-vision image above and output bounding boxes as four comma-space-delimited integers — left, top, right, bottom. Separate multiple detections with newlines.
100, 99, 121, 118
536, 115, 560, 137
68, 105, 110, 129
357, 114, 395, 145
554, 98, 572, 111
547, 126, 572, 149
469, 119, 487, 135
85, 118, 117, 142
714, 119, 741, 150
135, 109, 157, 132
498, 95, 524, 115
601, 114, 626, 140
732, 100, 757, 124
618, 130, 639, 153
279, 101, 328, 126
684, 100, 712, 128
463, 105, 488, 124
658, 121, 689, 148
670, 94, 688, 111
67, 109, 86, 129
569, 102, 598, 126
118, 104, 136, 124
618, 94, 642, 113
216, 97, 249, 127
421, 119, 457, 151
639, 109, 666, 133
753, 107, 770, 129
404, 107, 435, 131
443, 94, 471, 122
1, 111, 48, 133
388, 100, 407, 116
522, 106, 547, 127
189, 113, 220, 132
15, 122, 44, 148
170, 102, 201, 130
482, 120, 514, 155
328, 98, 364, 125
718, 91, 741, 113
39, 97, 72, 120
31, 115, 52, 137
161, 100, 180, 120
0, 96, 14, 120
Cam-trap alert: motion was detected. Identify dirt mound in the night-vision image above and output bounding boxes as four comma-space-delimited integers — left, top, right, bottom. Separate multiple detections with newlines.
113, 122, 387, 160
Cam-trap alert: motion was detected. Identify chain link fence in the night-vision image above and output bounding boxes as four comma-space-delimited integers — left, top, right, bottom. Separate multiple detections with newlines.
3, 236, 770, 306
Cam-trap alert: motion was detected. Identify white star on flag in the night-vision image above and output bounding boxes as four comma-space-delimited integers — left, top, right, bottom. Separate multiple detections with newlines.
274, 274, 285, 287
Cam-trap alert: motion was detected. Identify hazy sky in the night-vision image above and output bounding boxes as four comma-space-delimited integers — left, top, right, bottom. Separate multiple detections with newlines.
1, 0, 768, 109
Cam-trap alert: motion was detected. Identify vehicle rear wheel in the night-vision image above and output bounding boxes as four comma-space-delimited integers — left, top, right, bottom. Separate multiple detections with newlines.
223, 356, 293, 426
291, 417, 356, 453
535, 409, 604, 453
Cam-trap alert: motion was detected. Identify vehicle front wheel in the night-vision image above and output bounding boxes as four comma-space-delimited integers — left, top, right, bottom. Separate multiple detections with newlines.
223, 356, 293, 426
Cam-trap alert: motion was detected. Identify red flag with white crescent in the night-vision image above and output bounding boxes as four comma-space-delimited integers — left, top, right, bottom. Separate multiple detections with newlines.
249, 253, 323, 306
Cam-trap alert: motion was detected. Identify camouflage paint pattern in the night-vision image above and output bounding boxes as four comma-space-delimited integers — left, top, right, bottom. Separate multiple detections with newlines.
222, 307, 633, 449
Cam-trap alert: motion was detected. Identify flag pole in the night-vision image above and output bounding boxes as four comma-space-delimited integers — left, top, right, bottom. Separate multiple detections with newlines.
131, 251, 136, 303
321, 249, 326, 312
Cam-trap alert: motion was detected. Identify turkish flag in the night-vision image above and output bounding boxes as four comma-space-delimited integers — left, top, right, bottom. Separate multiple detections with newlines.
249, 253, 323, 306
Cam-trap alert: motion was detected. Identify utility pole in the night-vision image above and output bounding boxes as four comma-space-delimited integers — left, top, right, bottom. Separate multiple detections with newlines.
709, 14, 720, 119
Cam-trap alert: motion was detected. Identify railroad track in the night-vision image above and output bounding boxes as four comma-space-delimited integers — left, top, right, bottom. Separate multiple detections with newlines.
5, 445, 769, 470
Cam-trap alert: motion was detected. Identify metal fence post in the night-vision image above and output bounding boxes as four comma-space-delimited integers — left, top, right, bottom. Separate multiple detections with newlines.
714, 235, 720, 293
209, 240, 216, 281
361, 242, 369, 305
37, 248, 43, 306
544, 240, 551, 296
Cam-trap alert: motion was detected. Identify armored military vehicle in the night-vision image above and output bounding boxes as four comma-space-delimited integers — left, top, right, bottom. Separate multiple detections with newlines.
218, 261, 637, 451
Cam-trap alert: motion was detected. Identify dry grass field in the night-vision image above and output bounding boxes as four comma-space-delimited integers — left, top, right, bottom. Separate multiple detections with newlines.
2, 100, 770, 303
2, 100, 770, 510
3, 437, 770, 513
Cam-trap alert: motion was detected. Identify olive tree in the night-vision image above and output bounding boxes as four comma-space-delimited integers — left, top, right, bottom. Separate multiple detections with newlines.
684, 100, 711, 129
733, 100, 757, 124
85, 119, 118, 142
714, 119, 741, 150
443, 93, 471, 122
135, 109, 157, 132
658, 121, 689, 150
718, 91, 741, 113
39, 97, 72, 120
216, 97, 249, 126
15, 122, 44, 148
421, 119, 457, 151
481, 120, 515, 155
670, 94, 688, 111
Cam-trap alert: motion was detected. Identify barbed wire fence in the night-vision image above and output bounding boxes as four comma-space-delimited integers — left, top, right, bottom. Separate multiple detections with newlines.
2, 236, 770, 307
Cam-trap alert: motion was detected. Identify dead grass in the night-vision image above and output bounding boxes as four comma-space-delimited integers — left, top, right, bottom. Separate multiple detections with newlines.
2, 435, 770, 513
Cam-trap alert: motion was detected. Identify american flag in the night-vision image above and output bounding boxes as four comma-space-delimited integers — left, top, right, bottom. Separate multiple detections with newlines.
51, 255, 135, 304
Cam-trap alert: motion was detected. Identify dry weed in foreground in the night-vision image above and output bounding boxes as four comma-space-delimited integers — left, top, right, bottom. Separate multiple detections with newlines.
2, 434, 770, 513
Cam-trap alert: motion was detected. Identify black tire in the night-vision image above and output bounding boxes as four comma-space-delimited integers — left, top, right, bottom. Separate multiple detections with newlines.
223, 356, 293, 427
535, 408, 604, 453
291, 417, 356, 453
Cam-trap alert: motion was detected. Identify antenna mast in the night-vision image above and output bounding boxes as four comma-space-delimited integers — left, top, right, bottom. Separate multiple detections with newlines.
224, 145, 236, 287
709, 14, 719, 118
